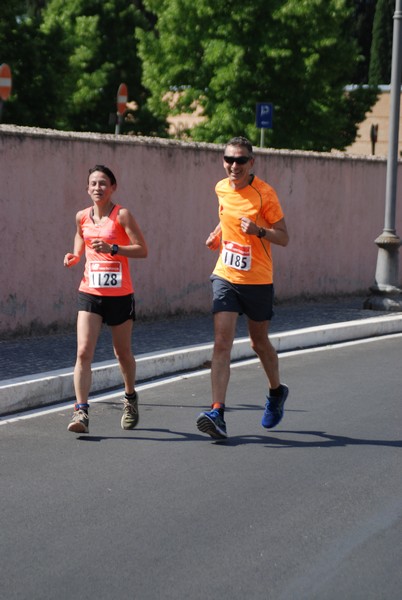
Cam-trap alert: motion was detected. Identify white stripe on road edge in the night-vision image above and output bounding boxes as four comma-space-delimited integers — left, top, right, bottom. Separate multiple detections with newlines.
2, 315, 402, 417
1, 332, 401, 425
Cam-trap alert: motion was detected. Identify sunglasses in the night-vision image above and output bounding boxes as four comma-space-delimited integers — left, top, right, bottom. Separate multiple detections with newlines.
223, 155, 251, 165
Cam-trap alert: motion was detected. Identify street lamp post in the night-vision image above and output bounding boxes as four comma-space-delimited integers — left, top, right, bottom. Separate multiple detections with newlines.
365, 0, 402, 311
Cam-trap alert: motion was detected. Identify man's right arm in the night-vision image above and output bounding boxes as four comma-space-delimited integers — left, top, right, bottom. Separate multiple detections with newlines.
206, 223, 222, 250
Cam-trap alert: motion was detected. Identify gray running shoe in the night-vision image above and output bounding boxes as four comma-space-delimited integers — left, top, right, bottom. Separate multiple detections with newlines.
67, 409, 89, 434
121, 393, 139, 430
196, 409, 227, 440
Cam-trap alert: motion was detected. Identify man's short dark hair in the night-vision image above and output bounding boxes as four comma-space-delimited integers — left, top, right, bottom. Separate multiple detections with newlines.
225, 136, 253, 156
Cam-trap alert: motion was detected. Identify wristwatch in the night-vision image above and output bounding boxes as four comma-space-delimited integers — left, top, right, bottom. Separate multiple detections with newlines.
257, 228, 266, 238
110, 244, 119, 256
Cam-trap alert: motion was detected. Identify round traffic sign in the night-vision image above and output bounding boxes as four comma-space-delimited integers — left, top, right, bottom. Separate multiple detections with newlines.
117, 83, 128, 115
0, 64, 12, 101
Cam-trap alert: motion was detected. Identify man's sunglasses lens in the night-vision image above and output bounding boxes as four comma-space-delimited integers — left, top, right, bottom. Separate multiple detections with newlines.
224, 156, 250, 165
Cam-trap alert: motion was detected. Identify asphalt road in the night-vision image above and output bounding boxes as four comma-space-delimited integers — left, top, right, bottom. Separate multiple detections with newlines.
2, 335, 402, 600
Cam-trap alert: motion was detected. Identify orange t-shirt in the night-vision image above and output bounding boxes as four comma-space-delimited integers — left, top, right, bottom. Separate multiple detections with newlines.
78, 204, 134, 296
212, 175, 284, 284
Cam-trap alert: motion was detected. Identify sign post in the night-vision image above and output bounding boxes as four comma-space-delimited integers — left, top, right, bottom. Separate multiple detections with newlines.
115, 83, 128, 135
0, 63, 12, 122
256, 102, 273, 148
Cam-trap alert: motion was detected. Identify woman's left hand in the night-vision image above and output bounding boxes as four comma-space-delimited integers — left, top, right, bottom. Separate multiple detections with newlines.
91, 238, 110, 253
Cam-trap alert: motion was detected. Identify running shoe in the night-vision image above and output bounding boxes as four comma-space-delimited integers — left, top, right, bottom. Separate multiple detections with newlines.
67, 409, 89, 434
261, 384, 289, 429
121, 393, 139, 430
196, 409, 227, 440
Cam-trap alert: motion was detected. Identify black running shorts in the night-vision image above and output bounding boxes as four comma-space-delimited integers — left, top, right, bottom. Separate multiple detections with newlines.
77, 292, 136, 326
211, 275, 274, 321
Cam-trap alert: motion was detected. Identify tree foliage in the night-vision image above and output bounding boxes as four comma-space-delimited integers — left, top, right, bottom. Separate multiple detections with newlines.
137, 0, 378, 151
1, 0, 380, 148
369, 0, 394, 84
349, 0, 377, 84
40, 0, 167, 133
0, 1, 69, 127
1, 0, 166, 135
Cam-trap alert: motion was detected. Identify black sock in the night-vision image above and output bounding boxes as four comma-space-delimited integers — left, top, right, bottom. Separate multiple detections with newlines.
125, 392, 137, 401
269, 385, 283, 397
212, 403, 225, 417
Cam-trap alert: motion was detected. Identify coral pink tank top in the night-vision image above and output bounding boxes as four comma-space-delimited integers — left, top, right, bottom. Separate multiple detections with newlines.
79, 204, 134, 296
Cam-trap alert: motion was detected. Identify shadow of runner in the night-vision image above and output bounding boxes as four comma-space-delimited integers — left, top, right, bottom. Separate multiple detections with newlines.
75, 428, 402, 448
75, 427, 205, 442
223, 430, 402, 448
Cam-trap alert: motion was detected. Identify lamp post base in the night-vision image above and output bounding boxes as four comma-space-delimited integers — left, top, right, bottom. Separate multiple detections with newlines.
364, 288, 402, 311
365, 232, 402, 311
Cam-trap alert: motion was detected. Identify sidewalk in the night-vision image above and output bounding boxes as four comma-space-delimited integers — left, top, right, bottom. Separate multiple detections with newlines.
1, 295, 402, 416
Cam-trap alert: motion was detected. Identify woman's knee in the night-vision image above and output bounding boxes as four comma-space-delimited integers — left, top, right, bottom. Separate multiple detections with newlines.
114, 346, 134, 364
76, 345, 95, 364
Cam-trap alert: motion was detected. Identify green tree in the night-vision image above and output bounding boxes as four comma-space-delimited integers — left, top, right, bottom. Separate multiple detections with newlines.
369, 0, 394, 84
41, 0, 166, 134
0, 1, 70, 127
349, 0, 377, 84
137, 0, 378, 150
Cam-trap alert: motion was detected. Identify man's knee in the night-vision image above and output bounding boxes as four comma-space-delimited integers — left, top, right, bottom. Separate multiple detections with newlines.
213, 335, 233, 356
250, 335, 275, 356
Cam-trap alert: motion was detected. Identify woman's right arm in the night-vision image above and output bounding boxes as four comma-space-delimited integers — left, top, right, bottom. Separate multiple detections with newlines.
64, 211, 85, 267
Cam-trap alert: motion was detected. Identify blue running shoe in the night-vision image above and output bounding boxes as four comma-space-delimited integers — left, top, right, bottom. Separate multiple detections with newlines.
261, 384, 289, 429
196, 409, 227, 440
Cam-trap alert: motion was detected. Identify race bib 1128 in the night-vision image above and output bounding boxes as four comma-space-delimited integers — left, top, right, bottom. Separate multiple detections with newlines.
88, 261, 122, 288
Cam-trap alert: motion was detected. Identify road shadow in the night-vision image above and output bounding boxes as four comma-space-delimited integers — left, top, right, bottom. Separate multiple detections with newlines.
75, 427, 204, 442
224, 430, 402, 448
75, 428, 402, 448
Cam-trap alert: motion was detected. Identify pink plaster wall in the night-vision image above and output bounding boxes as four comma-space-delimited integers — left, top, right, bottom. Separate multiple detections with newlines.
1, 125, 401, 336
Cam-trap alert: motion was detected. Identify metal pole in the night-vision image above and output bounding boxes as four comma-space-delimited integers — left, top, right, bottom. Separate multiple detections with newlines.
115, 114, 123, 135
365, 0, 402, 310
384, 0, 402, 234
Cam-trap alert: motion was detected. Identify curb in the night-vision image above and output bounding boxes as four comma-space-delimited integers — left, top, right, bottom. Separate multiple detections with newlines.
1, 315, 402, 416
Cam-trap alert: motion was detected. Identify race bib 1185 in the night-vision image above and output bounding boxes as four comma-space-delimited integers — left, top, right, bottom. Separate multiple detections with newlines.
222, 241, 251, 271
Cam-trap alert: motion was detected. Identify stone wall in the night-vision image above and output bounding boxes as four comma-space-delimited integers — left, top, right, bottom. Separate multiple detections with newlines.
1, 125, 401, 336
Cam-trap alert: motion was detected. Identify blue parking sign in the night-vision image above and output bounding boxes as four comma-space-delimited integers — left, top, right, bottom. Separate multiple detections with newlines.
256, 102, 273, 129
